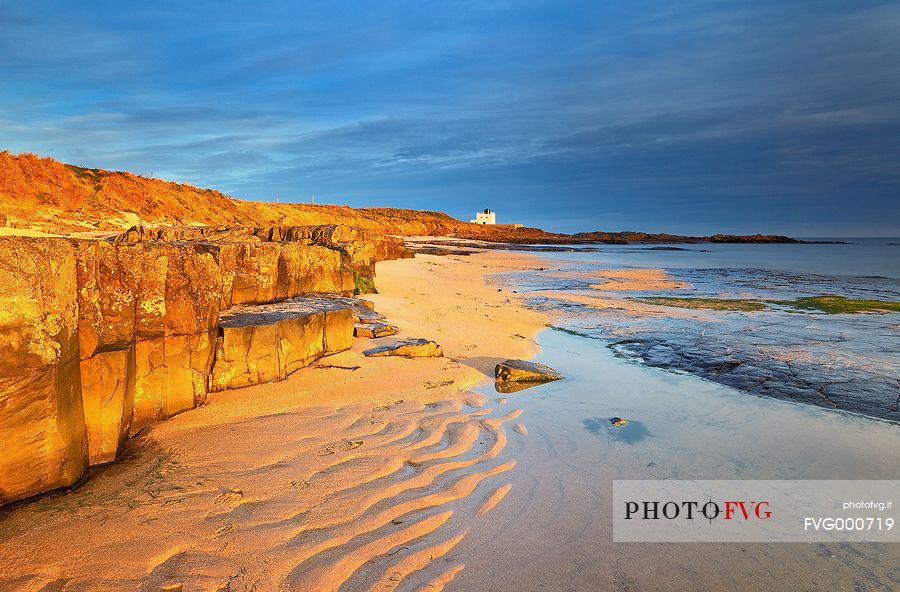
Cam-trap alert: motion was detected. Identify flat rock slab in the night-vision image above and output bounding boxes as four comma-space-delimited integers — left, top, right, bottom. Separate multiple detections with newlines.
210, 295, 355, 392
495, 359, 563, 382
354, 323, 399, 339
218, 295, 352, 328
363, 338, 443, 358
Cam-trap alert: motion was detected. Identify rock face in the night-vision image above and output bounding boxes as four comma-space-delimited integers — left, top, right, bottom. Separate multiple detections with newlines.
129, 243, 223, 436
112, 223, 409, 294
209, 299, 354, 391
363, 338, 443, 358
0, 238, 88, 505
218, 241, 351, 307
495, 360, 562, 382
0, 224, 410, 506
354, 323, 399, 339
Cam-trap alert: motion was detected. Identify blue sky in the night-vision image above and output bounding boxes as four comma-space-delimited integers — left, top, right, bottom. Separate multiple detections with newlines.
1, 1, 898, 235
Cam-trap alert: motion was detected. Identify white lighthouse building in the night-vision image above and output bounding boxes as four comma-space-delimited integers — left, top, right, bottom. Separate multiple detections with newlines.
471, 208, 496, 225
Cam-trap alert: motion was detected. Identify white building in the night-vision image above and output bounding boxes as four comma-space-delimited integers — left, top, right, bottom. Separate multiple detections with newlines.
471, 208, 496, 225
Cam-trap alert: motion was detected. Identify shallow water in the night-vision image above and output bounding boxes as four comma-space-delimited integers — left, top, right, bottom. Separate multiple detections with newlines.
494, 242, 900, 421
530, 239, 900, 279
448, 328, 900, 591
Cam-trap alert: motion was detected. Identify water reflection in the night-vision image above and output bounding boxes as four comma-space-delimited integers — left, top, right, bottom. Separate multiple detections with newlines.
495, 380, 551, 393
582, 417, 652, 443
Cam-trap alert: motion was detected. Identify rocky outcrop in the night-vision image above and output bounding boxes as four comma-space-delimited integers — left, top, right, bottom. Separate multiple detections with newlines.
209, 298, 353, 391
288, 225, 412, 278
354, 323, 399, 338
0, 223, 410, 506
209, 298, 354, 392
128, 243, 223, 436
217, 241, 351, 306
495, 360, 562, 382
111, 223, 409, 291
363, 338, 443, 358
73, 240, 223, 450
0, 238, 87, 505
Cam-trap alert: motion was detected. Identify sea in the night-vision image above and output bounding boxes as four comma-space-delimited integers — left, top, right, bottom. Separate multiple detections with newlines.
444, 238, 900, 590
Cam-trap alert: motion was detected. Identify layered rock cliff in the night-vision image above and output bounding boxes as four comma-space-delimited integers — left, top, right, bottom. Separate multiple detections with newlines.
0, 224, 409, 506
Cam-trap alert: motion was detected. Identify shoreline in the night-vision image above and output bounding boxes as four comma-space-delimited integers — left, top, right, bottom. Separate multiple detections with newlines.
0, 250, 549, 591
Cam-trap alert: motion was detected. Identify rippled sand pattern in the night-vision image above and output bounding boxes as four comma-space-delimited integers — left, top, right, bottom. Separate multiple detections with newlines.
0, 394, 525, 592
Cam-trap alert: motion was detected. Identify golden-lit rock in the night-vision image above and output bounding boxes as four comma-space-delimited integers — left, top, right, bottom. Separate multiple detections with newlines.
79, 346, 136, 464
353, 323, 399, 339
324, 308, 354, 353
0, 237, 88, 505
129, 244, 221, 435
71, 240, 142, 463
495, 359, 562, 382
218, 241, 352, 307
209, 300, 354, 392
363, 338, 443, 358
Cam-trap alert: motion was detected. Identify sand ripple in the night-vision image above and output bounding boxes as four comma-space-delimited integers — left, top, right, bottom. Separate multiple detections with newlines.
0, 396, 521, 592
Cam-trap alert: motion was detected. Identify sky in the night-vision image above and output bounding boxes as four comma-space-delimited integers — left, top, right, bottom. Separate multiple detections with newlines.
1, 1, 898, 235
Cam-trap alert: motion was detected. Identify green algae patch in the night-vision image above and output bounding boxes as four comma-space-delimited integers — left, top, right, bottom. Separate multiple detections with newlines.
768, 295, 900, 314
635, 297, 768, 311
353, 271, 378, 295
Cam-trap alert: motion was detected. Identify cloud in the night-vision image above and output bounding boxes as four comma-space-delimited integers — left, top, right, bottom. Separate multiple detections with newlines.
0, 0, 897, 234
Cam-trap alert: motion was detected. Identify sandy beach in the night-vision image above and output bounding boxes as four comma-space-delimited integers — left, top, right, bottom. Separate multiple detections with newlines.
0, 251, 548, 592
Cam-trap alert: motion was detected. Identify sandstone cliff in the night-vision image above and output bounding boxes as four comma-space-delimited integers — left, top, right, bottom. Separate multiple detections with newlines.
0, 224, 408, 506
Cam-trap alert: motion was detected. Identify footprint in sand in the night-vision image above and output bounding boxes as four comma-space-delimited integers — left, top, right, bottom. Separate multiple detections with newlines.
317, 439, 364, 456
214, 488, 243, 506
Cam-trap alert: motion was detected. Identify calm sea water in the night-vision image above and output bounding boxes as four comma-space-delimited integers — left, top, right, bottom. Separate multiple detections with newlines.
528, 238, 900, 279
494, 240, 900, 421
451, 328, 900, 590
448, 242, 900, 589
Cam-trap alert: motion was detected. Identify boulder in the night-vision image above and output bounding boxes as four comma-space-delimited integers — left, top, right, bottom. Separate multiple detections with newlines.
363, 338, 443, 358
0, 237, 88, 505
354, 323, 399, 339
495, 359, 562, 383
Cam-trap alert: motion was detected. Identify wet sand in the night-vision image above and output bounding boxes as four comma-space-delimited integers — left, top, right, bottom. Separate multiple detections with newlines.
0, 252, 546, 592
547, 267, 692, 291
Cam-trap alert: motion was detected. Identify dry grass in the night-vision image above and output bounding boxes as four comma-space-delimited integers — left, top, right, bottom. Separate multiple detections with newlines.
0, 152, 558, 240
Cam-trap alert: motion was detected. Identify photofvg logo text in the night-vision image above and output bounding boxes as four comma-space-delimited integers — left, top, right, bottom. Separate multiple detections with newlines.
613, 480, 898, 542
624, 499, 772, 521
